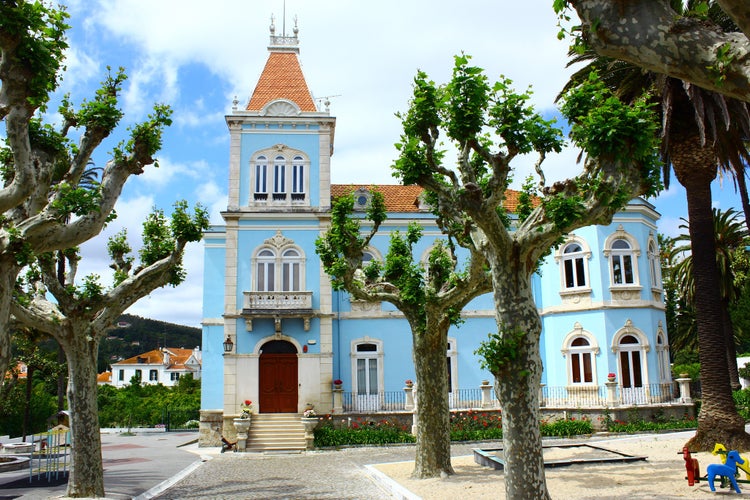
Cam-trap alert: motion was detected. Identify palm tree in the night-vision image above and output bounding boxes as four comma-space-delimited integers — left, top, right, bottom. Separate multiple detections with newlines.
561, 0, 750, 450
670, 208, 749, 389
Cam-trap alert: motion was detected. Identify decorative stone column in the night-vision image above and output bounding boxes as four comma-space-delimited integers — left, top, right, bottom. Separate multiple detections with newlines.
333, 388, 344, 413
605, 381, 619, 407
480, 380, 494, 409
676, 377, 693, 404
301, 418, 318, 450
404, 386, 415, 411
233, 418, 251, 452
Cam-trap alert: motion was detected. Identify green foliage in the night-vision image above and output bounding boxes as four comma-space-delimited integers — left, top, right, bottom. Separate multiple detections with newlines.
113, 104, 173, 165
77, 274, 103, 302
445, 54, 490, 143
734, 388, 750, 421
604, 414, 697, 433
540, 416, 593, 437
476, 324, 528, 377
49, 182, 102, 220
559, 72, 662, 195
313, 418, 415, 447
516, 176, 536, 223
672, 362, 701, 380
0, 1, 70, 108
72, 67, 126, 131
96, 373, 200, 428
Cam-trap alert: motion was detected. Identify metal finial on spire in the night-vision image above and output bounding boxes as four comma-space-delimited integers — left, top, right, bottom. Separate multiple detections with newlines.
270, 13, 275, 34
293, 15, 298, 35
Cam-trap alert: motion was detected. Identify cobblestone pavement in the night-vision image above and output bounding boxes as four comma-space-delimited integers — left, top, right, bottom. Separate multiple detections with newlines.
153, 442, 484, 500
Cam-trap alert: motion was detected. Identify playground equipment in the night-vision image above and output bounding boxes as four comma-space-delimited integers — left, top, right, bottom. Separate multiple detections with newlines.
707, 450, 744, 493
682, 443, 750, 494
712, 443, 750, 480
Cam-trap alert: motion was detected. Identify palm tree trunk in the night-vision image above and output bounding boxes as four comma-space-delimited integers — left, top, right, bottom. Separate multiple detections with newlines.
723, 299, 741, 391
678, 174, 750, 450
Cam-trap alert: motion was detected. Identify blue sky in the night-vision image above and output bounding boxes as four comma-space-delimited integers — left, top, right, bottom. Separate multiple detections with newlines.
48, 1, 743, 328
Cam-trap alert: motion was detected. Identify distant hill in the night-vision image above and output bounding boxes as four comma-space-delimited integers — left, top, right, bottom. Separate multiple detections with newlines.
98, 314, 201, 372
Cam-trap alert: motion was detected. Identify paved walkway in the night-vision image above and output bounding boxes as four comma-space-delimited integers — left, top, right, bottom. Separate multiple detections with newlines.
0, 432, 200, 500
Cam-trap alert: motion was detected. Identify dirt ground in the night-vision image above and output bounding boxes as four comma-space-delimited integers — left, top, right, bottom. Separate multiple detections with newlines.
372, 433, 750, 499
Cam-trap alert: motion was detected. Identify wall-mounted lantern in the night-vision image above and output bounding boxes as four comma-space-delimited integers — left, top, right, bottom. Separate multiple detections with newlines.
223, 336, 234, 353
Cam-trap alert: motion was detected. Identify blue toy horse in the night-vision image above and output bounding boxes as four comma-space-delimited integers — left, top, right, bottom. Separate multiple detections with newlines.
707, 449, 745, 494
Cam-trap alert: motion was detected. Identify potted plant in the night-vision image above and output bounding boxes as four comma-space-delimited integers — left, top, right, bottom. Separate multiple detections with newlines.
405, 379, 414, 388
333, 379, 343, 389
607, 373, 616, 382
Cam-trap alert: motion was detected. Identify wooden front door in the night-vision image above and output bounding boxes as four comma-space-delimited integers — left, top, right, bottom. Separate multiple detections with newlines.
259, 341, 298, 413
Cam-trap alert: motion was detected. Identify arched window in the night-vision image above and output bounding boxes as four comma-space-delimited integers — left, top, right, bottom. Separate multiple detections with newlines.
561, 323, 599, 386
562, 242, 588, 289
256, 249, 276, 291
253, 234, 306, 292
254, 156, 268, 200
656, 331, 670, 382
291, 156, 305, 200
281, 249, 301, 291
569, 337, 594, 384
610, 238, 636, 285
250, 148, 309, 205
648, 239, 662, 290
273, 155, 286, 200
618, 334, 643, 388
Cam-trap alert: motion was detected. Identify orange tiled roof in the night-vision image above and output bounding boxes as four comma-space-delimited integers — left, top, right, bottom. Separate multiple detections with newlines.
331, 184, 525, 213
113, 348, 197, 370
247, 52, 316, 113
97, 371, 111, 384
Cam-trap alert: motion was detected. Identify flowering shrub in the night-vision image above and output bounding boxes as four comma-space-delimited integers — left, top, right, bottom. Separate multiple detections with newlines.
405, 379, 413, 386
303, 408, 317, 418
240, 400, 253, 419
314, 417, 414, 446
333, 379, 343, 385
540, 417, 593, 437
607, 373, 616, 378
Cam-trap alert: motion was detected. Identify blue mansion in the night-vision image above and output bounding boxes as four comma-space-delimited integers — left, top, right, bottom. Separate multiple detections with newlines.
198, 24, 675, 447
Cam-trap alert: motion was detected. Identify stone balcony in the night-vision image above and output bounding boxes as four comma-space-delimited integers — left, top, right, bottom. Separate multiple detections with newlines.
242, 291, 314, 332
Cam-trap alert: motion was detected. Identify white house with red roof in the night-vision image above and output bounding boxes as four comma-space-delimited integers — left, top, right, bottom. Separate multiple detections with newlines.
107, 347, 201, 387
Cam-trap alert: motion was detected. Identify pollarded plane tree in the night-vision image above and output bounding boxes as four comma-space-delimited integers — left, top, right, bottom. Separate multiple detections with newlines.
316, 190, 492, 479
1, 2, 209, 497
12, 201, 208, 498
391, 55, 661, 499
557, 0, 750, 103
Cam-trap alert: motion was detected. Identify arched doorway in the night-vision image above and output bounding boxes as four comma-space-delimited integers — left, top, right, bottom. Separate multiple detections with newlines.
259, 340, 298, 413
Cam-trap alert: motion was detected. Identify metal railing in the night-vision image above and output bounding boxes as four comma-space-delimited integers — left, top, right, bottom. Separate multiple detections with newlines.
339, 381, 684, 413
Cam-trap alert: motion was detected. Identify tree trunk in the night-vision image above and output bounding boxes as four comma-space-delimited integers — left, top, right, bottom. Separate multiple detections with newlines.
64, 328, 105, 498
411, 315, 454, 478
491, 263, 550, 500
0, 258, 21, 376
724, 300, 741, 391
672, 146, 750, 451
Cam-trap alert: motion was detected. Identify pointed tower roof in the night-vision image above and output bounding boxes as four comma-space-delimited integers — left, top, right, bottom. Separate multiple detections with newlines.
246, 16, 317, 113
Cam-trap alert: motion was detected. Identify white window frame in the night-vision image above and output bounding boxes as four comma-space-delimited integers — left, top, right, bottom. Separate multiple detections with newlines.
656, 324, 670, 382
603, 228, 641, 288
611, 320, 650, 389
253, 241, 305, 292
250, 147, 310, 206
561, 323, 599, 386
254, 156, 268, 199
647, 236, 662, 291
351, 337, 384, 397
256, 249, 276, 291
554, 236, 592, 297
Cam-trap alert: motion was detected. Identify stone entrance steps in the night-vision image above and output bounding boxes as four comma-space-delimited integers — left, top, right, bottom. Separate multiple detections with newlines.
247, 413, 306, 452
